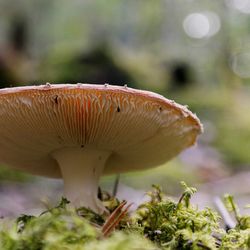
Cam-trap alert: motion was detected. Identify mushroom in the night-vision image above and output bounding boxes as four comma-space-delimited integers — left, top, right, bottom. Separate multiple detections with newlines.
0, 83, 202, 213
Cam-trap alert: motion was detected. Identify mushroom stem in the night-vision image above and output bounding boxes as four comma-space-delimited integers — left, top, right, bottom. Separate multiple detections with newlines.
52, 147, 110, 213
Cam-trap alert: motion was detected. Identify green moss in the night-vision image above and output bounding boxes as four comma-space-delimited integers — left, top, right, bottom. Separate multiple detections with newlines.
0, 165, 32, 182
0, 183, 250, 250
1, 207, 99, 249
86, 232, 158, 250
133, 184, 222, 249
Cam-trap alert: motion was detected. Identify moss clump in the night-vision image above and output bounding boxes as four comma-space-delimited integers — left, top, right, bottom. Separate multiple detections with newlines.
133, 183, 222, 249
85, 232, 158, 250
0, 183, 250, 250
0, 196, 154, 250
0, 206, 98, 249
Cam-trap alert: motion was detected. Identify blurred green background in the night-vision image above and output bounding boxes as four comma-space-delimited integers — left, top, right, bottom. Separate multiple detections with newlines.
0, 0, 250, 214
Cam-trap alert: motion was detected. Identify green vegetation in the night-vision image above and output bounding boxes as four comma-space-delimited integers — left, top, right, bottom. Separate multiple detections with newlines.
0, 183, 250, 250
0, 165, 31, 182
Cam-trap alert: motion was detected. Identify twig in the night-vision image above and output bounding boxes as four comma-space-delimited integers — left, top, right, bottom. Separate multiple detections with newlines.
102, 201, 133, 237
102, 201, 127, 233
213, 196, 236, 231
113, 174, 120, 197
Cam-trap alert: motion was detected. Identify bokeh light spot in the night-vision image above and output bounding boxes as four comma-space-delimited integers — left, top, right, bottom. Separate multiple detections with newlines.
231, 52, 250, 78
226, 0, 250, 14
183, 12, 221, 39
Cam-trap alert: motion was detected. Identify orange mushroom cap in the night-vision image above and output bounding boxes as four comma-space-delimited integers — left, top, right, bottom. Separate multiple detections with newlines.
0, 83, 202, 212
0, 83, 202, 177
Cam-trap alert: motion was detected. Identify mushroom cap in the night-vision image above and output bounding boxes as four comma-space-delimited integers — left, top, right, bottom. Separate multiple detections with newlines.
0, 84, 202, 178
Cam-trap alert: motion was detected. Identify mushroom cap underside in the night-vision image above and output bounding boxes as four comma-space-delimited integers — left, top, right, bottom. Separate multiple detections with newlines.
0, 84, 202, 178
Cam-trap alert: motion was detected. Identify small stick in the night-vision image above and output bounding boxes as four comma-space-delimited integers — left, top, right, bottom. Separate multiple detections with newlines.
103, 203, 133, 237
113, 174, 120, 197
102, 201, 133, 237
213, 196, 236, 231
102, 201, 127, 233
